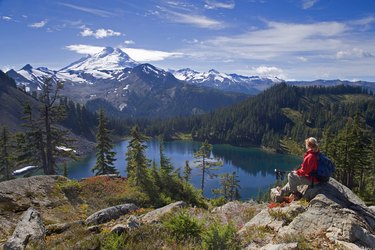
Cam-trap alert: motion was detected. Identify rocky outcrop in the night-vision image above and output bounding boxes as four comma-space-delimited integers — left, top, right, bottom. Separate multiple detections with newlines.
0, 175, 72, 240
0, 175, 68, 212
239, 178, 375, 249
4, 208, 45, 250
141, 201, 187, 224
85, 203, 139, 225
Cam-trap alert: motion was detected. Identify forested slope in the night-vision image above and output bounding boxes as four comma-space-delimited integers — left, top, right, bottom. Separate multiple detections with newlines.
146, 83, 375, 150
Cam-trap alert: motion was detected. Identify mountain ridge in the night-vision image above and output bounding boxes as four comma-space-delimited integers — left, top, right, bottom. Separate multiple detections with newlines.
5, 47, 375, 118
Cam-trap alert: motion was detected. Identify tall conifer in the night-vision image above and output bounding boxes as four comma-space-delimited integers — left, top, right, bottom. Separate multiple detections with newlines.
126, 126, 150, 187
92, 108, 118, 176
193, 140, 222, 194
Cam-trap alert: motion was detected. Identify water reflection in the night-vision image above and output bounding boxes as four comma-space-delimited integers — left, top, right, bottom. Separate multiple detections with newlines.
66, 139, 301, 200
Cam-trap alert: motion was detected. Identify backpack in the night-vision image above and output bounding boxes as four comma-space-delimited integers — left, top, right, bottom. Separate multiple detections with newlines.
310, 152, 336, 183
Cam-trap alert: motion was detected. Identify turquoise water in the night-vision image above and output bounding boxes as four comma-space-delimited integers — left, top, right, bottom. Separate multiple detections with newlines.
66, 140, 301, 200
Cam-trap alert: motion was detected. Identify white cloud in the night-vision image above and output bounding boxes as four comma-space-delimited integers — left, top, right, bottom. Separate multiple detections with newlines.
65, 44, 183, 62
252, 66, 286, 79
177, 18, 375, 80
302, 0, 319, 9
59, 2, 115, 17
80, 27, 121, 39
121, 48, 184, 62
204, 0, 235, 9
183, 20, 347, 61
336, 48, 373, 59
80, 28, 94, 37
124, 40, 135, 45
65, 44, 103, 55
155, 5, 225, 29
166, 10, 224, 28
29, 20, 48, 28
2, 16, 12, 21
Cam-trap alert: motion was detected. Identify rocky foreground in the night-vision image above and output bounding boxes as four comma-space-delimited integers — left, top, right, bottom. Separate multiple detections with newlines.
0, 175, 374, 249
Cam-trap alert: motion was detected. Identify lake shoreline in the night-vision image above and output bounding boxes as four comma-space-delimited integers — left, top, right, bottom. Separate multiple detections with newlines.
65, 139, 302, 200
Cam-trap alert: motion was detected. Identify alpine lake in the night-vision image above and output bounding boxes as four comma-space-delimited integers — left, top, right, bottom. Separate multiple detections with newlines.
66, 139, 302, 200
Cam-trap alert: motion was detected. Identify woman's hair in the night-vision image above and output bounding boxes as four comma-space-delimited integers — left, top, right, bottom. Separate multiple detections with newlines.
305, 137, 318, 151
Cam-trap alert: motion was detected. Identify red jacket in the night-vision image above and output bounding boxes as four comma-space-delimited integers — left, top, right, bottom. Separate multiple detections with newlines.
296, 149, 319, 183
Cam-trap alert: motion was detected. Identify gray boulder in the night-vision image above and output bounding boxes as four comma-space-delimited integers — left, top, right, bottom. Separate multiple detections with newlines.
141, 201, 187, 224
4, 208, 45, 250
240, 178, 375, 249
238, 203, 306, 235
85, 203, 138, 225
283, 178, 375, 248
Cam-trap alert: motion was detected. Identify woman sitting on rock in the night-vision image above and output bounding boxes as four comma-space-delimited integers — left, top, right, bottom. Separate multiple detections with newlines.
275, 137, 320, 201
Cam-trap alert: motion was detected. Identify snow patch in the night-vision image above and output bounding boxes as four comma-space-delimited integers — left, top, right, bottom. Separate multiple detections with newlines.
119, 103, 127, 111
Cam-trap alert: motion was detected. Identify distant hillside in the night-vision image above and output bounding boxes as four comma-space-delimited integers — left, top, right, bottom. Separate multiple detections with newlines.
0, 70, 97, 158
146, 83, 375, 150
288, 79, 375, 93
0, 70, 40, 132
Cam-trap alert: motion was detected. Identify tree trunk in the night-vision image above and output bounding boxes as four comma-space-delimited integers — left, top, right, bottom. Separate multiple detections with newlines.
201, 157, 206, 194
44, 105, 55, 175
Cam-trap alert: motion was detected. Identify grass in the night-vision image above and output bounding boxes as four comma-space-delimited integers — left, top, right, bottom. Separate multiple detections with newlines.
275, 234, 312, 250
240, 226, 274, 247
268, 208, 300, 226
78, 176, 151, 214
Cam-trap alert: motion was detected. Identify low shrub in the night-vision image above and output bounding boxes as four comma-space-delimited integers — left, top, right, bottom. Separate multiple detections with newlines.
268, 208, 298, 225
210, 197, 227, 207
163, 210, 203, 242
240, 225, 273, 247
201, 222, 240, 250
101, 233, 127, 250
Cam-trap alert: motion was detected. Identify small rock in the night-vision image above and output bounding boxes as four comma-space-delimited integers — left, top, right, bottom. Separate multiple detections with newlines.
46, 220, 83, 235
111, 224, 127, 235
87, 225, 101, 233
258, 242, 298, 250
4, 208, 45, 250
127, 215, 140, 230
85, 203, 138, 225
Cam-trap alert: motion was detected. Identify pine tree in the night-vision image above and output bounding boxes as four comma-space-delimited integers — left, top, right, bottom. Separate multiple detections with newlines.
0, 126, 13, 180
92, 108, 118, 176
193, 140, 222, 194
19, 78, 74, 175
328, 115, 371, 191
183, 160, 192, 182
213, 171, 241, 201
159, 140, 174, 188
126, 126, 150, 187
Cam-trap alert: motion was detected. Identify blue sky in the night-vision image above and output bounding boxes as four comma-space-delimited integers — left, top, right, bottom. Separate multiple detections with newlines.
1, 0, 375, 81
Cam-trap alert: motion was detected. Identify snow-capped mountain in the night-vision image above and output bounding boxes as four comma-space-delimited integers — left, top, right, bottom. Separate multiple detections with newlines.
171, 68, 280, 95
61, 47, 138, 72
6, 64, 57, 92
6, 47, 246, 118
